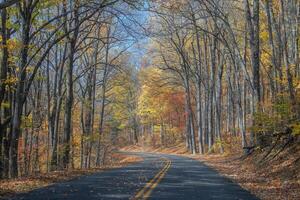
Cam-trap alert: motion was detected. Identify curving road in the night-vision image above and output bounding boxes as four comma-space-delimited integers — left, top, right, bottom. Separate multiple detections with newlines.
9, 153, 259, 200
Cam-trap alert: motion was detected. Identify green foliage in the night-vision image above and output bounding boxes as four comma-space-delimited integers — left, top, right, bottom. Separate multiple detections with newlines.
291, 123, 300, 136
252, 95, 294, 135
21, 114, 33, 129
252, 111, 276, 133
0, 101, 10, 109
273, 95, 294, 121
209, 138, 224, 154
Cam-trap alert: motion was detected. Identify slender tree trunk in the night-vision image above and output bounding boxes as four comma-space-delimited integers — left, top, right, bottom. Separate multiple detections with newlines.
9, 7, 32, 178
62, 1, 80, 169
96, 26, 110, 166
51, 44, 66, 171
0, 6, 9, 177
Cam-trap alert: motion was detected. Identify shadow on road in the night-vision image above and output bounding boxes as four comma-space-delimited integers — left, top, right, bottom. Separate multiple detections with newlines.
10, 153, 259, 200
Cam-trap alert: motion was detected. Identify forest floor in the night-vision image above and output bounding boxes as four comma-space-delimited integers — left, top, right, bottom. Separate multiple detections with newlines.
122, 141, 300, 200
0, 153, 142, 199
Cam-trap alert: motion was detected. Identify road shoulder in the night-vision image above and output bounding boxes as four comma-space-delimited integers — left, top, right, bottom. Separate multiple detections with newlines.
0, 153, 143, 199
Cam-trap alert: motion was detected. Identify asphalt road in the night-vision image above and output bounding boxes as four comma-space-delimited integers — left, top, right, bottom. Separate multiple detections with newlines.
10, 153, 259, 200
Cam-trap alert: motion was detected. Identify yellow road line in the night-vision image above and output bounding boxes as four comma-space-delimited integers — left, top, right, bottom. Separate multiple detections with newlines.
134, 163, 168, 198
143, 161, 171, 198
134, 160, 169, 199
134, 160, 171, 200
133, 158, 171, 200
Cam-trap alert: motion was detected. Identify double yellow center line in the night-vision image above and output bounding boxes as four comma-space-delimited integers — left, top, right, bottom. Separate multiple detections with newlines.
133, 158, 172, 200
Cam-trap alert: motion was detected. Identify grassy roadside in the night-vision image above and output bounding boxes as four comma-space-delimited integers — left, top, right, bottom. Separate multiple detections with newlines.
0, 153, 143, 199
122, 144, 300, 200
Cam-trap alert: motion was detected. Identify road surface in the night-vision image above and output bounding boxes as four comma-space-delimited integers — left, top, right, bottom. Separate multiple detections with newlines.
10, 153, 259, 200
